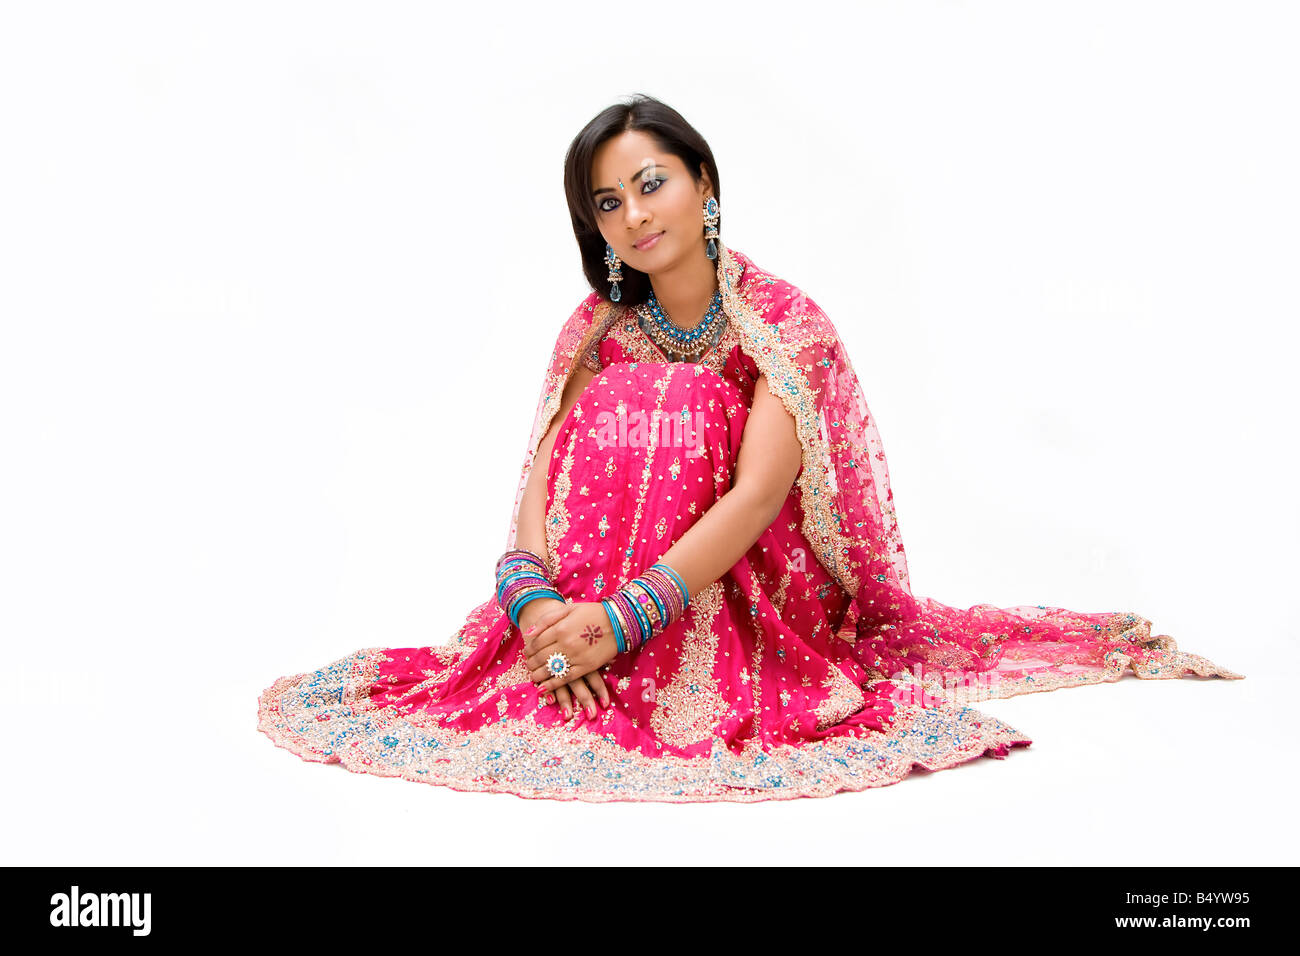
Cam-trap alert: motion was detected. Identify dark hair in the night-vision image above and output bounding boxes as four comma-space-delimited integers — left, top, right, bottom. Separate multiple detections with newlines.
563, 93, 722, 307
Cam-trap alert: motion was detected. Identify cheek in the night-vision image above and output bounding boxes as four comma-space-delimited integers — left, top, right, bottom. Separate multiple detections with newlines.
668, 185, 700, 219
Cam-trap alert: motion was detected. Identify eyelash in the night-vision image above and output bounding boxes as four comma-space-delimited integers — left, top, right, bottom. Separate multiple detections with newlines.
598, 176, 664, 213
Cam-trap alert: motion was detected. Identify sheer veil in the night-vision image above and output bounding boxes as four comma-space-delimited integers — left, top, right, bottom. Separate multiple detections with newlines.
505, 240, 1243, 705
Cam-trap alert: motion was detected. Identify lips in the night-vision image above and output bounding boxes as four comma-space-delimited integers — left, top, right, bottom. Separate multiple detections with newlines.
634, 231, 664, 251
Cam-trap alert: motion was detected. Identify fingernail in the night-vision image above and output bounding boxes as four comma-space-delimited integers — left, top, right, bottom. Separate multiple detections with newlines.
563, 708, 571, 719
546, 694, 554, 704
526, 626, 535, 634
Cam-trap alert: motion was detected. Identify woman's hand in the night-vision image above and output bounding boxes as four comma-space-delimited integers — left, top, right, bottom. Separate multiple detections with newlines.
516, 596, 566, 638
517, 598, 612, 720
524, 601, 619, 714
552, 669, 612, 722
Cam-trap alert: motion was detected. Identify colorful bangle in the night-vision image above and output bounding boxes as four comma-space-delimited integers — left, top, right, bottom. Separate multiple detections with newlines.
496, 547, 547, 575
496, 549, 563, 628
601, 596, 629, 653
603, 562, 691, 654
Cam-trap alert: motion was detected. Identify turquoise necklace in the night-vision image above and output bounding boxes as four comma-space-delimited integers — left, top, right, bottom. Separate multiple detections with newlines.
635, 289, 728, 363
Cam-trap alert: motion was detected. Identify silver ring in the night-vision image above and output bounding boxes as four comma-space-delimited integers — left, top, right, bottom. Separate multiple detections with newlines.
546, 652, 571, 680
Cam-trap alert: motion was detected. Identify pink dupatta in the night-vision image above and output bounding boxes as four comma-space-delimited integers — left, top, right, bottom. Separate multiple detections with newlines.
257, 238, 1244, 804
506, 240, 1243, 708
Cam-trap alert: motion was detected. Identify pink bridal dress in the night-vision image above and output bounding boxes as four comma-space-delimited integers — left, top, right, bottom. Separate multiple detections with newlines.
257, 242, 1243, 802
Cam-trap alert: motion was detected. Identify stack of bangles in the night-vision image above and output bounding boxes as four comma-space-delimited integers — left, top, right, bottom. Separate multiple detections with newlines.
496, 551, 691, 657
600, 563, 690, 653
496, 548, 564, 628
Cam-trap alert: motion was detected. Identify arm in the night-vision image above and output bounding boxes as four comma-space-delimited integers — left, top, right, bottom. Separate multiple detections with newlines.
513, 363, 597, 629
522, 372, 804, 709
655, 373, 802, 601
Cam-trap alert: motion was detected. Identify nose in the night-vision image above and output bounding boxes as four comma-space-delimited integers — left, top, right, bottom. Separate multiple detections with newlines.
621, 195, 650, 231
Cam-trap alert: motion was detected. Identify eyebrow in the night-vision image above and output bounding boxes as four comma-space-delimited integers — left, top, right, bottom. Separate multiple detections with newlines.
592, 164, 664, 198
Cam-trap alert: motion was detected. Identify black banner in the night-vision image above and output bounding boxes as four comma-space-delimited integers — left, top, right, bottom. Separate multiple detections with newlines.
5, 866, 1286, 941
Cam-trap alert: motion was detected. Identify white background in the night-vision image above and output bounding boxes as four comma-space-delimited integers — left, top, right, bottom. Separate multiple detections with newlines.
2, 0, 1295, 865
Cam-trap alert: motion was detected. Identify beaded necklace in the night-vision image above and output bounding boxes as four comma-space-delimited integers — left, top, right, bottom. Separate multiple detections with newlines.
634, 289, 728, 363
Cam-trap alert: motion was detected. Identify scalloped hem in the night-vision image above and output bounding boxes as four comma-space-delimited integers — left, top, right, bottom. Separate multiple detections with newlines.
937, 631, 1245, 706
257, 665, 1032, 805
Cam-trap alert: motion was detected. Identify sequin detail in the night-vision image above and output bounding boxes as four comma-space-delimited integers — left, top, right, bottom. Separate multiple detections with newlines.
258, 648, 1032, 803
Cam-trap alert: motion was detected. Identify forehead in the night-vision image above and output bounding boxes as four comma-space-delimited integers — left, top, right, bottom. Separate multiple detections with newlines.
592, 131, 672, 178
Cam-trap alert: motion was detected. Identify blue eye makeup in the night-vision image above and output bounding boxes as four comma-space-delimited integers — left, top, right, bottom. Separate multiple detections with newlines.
598, 176, 665, 213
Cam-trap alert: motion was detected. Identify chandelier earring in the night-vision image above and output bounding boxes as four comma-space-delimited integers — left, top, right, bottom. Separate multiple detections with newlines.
703, 197, 720, 260
604, 242, 623, 302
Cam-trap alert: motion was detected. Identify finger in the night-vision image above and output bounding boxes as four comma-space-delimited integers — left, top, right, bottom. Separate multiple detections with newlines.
526, 640, 563, 677
523, 603, 573, 657
528, 641, 572, 684
581, 674, 608, 715
533, 682, 556, 708
530, 647, 573, 686
530, 605, 572, 650
583, 670, 611, 709
569, 678, 596, 720
537, 660, 591, 696
552, 685, 573, 719
530, 599, 573, 630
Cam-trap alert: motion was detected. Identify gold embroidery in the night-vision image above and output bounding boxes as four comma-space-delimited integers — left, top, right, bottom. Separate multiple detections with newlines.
522, 246, 867, 604
259, 643, 1040, 802
509, 253, 802, 578
648, 583, 730, 747
619, 366, 675, 582
545, 437, 578, 586
475, 650, 532, 712
812, 665, 867, 731
604, 314, 741, 377
772, 568, 791, 618
713, 243, 863, 602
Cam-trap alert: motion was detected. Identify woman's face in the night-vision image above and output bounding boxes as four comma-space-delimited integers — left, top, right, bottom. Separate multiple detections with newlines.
591, 129, 713, 275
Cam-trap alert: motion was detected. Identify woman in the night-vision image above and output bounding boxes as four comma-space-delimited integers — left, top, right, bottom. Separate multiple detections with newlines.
258, 95, 1243, 803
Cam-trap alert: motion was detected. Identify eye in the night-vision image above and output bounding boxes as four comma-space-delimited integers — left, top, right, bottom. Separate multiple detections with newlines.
598, 176, 665, 213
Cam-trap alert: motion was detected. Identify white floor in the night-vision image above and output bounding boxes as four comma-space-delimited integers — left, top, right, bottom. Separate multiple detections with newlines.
1, 625, 1282, 866
3, 0, 1296, 867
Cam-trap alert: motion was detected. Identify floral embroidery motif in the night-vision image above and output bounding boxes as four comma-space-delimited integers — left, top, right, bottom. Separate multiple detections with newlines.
544, 440, 577, 584
812, 665, 867, 731
261, 242, 1243, 804
259, 646, 1038, 803
648, 584, 732, 748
